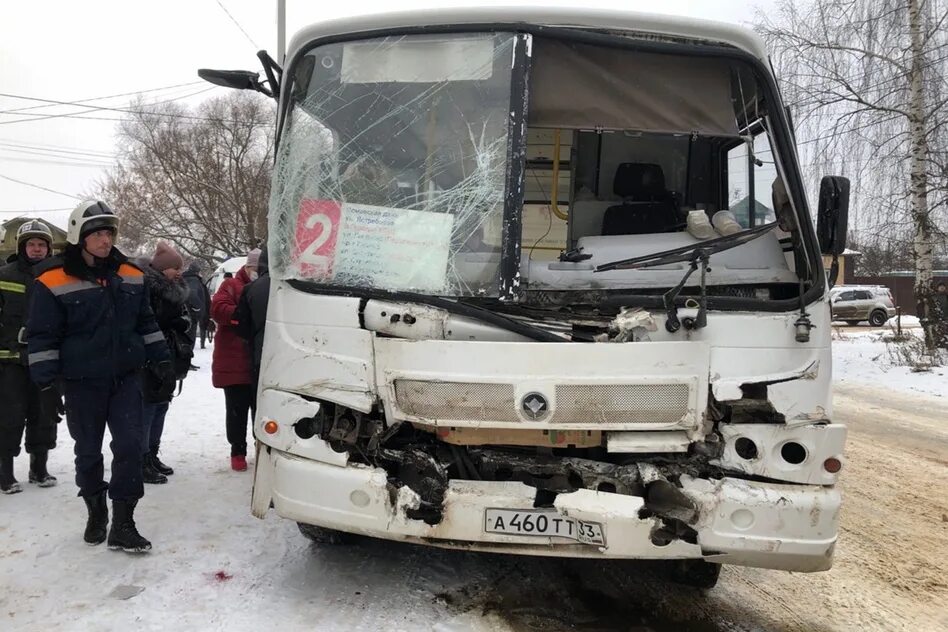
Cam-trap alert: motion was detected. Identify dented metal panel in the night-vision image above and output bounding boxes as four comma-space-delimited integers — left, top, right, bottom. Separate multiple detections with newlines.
374, 338, 710, 435
259, 447, 840, 568
680, 475, 840, 572
254, 388, 348, 467
362, 299, 532, 342
713, 423, 846, 485
607, 431, 690, 453
259, 318, 377, 413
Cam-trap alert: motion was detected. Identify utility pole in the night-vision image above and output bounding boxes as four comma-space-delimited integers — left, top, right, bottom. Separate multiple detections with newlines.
277, 0, 286, 65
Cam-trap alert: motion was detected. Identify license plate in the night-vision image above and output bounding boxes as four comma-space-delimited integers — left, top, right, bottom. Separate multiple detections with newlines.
484, 508, 606, 546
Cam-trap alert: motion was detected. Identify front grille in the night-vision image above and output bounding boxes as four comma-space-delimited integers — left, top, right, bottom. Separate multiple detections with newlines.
554, 384, 690, 424
393, 380, 693, 426
394, 380, 519, 422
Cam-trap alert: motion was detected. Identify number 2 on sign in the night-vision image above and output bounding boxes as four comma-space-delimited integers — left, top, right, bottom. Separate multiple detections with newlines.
299, 212, 333, 266
294, 199, 341, 277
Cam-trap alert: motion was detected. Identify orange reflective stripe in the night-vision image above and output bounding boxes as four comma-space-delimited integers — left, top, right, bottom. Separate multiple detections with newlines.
117, 263, 143, 277
37, 267, 76, 289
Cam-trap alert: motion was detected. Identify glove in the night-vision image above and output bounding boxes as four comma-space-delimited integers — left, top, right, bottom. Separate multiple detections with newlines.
156, 360, 175, 389
172, 316, 191, 333
38, 383, 65, 419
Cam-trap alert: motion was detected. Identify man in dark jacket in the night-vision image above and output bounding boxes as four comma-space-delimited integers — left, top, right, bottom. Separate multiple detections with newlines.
27, 200, 172, 553
0, 220, 61, 494
235, 245, 270, 402
182, 261, 211, 351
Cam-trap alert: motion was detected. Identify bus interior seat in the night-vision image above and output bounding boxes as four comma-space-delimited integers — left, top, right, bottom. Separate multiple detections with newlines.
601, 163, 680, 236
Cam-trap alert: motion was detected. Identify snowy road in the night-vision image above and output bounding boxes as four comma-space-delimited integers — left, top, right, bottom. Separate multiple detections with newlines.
2, 346, 947, 631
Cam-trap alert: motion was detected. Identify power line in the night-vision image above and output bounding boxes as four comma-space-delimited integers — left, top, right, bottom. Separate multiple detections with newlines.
0, 81, 205, 115
783, 47, 948, 109
0, 87, 220, 125
0, 88, 273, 128
0, 156, 113, 169
0, 207, 72, 214
0, 173, 81, 199
0, 138, 115, 155
0, 141, 116, 160
795, 113, 904, 147
215, 0, 259, 50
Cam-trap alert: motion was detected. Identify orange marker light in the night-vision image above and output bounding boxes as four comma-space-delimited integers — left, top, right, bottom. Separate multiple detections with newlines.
823, 457, 842, 473
264, 420, 279, 435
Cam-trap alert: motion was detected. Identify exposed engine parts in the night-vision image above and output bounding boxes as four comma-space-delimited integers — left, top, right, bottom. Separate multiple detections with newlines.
595, 307, 657, 342
292, 401, 721, 532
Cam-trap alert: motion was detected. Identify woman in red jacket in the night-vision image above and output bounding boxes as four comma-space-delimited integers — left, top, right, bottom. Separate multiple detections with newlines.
210, 249, 259, 471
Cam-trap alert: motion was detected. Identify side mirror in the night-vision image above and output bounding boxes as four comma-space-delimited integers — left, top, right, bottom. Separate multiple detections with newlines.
197, 69, 273, 98
817, 176, 850, 256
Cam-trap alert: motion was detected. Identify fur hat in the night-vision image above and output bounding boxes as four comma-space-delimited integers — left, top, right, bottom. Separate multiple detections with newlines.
151, 241, 184, 272
246, 248, 261, 269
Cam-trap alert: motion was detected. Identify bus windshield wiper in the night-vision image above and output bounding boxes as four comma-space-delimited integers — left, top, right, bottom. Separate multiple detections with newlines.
594, 222, 778, 332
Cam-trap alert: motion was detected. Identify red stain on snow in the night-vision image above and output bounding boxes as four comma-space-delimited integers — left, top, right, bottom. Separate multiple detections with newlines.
214, 570, 233, 582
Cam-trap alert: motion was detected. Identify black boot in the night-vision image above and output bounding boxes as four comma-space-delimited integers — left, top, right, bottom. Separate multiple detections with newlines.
0, 456, 21, 495
82, 491, 109, 545
107, 500, 152, 553
143, 456, 168, 484
149, 451, 174, 476
28, 451, 57, 487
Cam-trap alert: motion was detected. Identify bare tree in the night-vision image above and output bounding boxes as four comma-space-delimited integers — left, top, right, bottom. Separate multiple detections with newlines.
99, 92, 275, 266
759, 0, 948, 349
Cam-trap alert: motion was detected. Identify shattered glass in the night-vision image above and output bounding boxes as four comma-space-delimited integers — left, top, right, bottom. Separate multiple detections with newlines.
269, 33, 516, 296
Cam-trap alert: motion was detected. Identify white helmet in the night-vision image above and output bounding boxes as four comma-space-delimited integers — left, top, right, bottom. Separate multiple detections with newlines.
67, 200, 119, 246
16, 219, 53, 249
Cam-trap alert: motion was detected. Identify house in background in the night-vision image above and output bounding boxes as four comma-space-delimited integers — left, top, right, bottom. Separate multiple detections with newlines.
822, 249, 861, 286
729, 196, 775, 228
849, 270, 948, 316
0, 216, 68, 260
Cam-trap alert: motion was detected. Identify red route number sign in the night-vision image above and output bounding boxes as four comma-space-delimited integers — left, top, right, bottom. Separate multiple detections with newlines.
293, 199, 342, 277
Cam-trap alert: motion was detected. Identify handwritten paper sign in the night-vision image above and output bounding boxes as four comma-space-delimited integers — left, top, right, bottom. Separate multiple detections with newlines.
291, 200, 454, 292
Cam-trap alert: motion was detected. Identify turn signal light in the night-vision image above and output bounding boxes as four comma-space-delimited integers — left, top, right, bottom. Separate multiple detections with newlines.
264, 420, 279, 435
823, 457, 842, 473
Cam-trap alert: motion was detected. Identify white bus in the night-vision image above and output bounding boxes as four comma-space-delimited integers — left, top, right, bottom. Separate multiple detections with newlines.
201, 6, 850, 588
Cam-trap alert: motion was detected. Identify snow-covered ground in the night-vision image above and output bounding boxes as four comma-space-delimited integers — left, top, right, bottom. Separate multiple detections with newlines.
3, 338, 947, 631
832, 325, 948, 398
0, 347, 497, 631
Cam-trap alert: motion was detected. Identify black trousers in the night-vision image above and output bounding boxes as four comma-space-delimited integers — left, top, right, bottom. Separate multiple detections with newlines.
223, 384, 256, 457
64, 373, 144, 501
0, 363, 58, 458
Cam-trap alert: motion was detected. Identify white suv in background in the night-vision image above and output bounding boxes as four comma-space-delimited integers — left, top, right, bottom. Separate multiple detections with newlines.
830, 285, 897, 326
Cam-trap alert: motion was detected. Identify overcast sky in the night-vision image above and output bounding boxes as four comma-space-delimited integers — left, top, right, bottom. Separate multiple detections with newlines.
0, 0, 775, 228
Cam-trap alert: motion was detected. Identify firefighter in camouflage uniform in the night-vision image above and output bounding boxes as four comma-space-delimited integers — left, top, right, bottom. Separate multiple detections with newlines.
0, 219, 61, 494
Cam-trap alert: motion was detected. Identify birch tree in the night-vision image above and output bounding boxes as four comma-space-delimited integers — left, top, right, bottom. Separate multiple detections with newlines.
758, 0, 948, 350
99, 92, 274, 265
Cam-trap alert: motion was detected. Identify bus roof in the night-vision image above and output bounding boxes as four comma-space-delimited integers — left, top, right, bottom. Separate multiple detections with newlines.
287, 6, 770, 63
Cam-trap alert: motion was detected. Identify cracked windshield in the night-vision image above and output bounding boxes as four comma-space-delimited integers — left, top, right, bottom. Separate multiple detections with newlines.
270, 33, 514, 296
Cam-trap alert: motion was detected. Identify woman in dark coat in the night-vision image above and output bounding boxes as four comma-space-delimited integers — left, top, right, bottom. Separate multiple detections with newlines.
139, 242, 192, 484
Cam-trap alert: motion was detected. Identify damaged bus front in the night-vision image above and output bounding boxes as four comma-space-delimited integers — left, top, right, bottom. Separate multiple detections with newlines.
202, 8, 850, 588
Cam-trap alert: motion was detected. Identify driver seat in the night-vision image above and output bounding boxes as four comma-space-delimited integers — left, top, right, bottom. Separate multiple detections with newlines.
601, 163, 679, 235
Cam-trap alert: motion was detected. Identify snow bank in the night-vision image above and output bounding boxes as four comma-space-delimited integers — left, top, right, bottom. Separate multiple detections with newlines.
832, 329, 947, 398
830, 315, 920, 328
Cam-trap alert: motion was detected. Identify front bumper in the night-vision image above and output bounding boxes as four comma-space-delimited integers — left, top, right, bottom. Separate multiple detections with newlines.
252, 445, 840, 571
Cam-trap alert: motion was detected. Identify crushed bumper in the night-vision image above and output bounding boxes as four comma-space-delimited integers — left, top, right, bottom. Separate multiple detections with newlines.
253, 445, 839, 571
